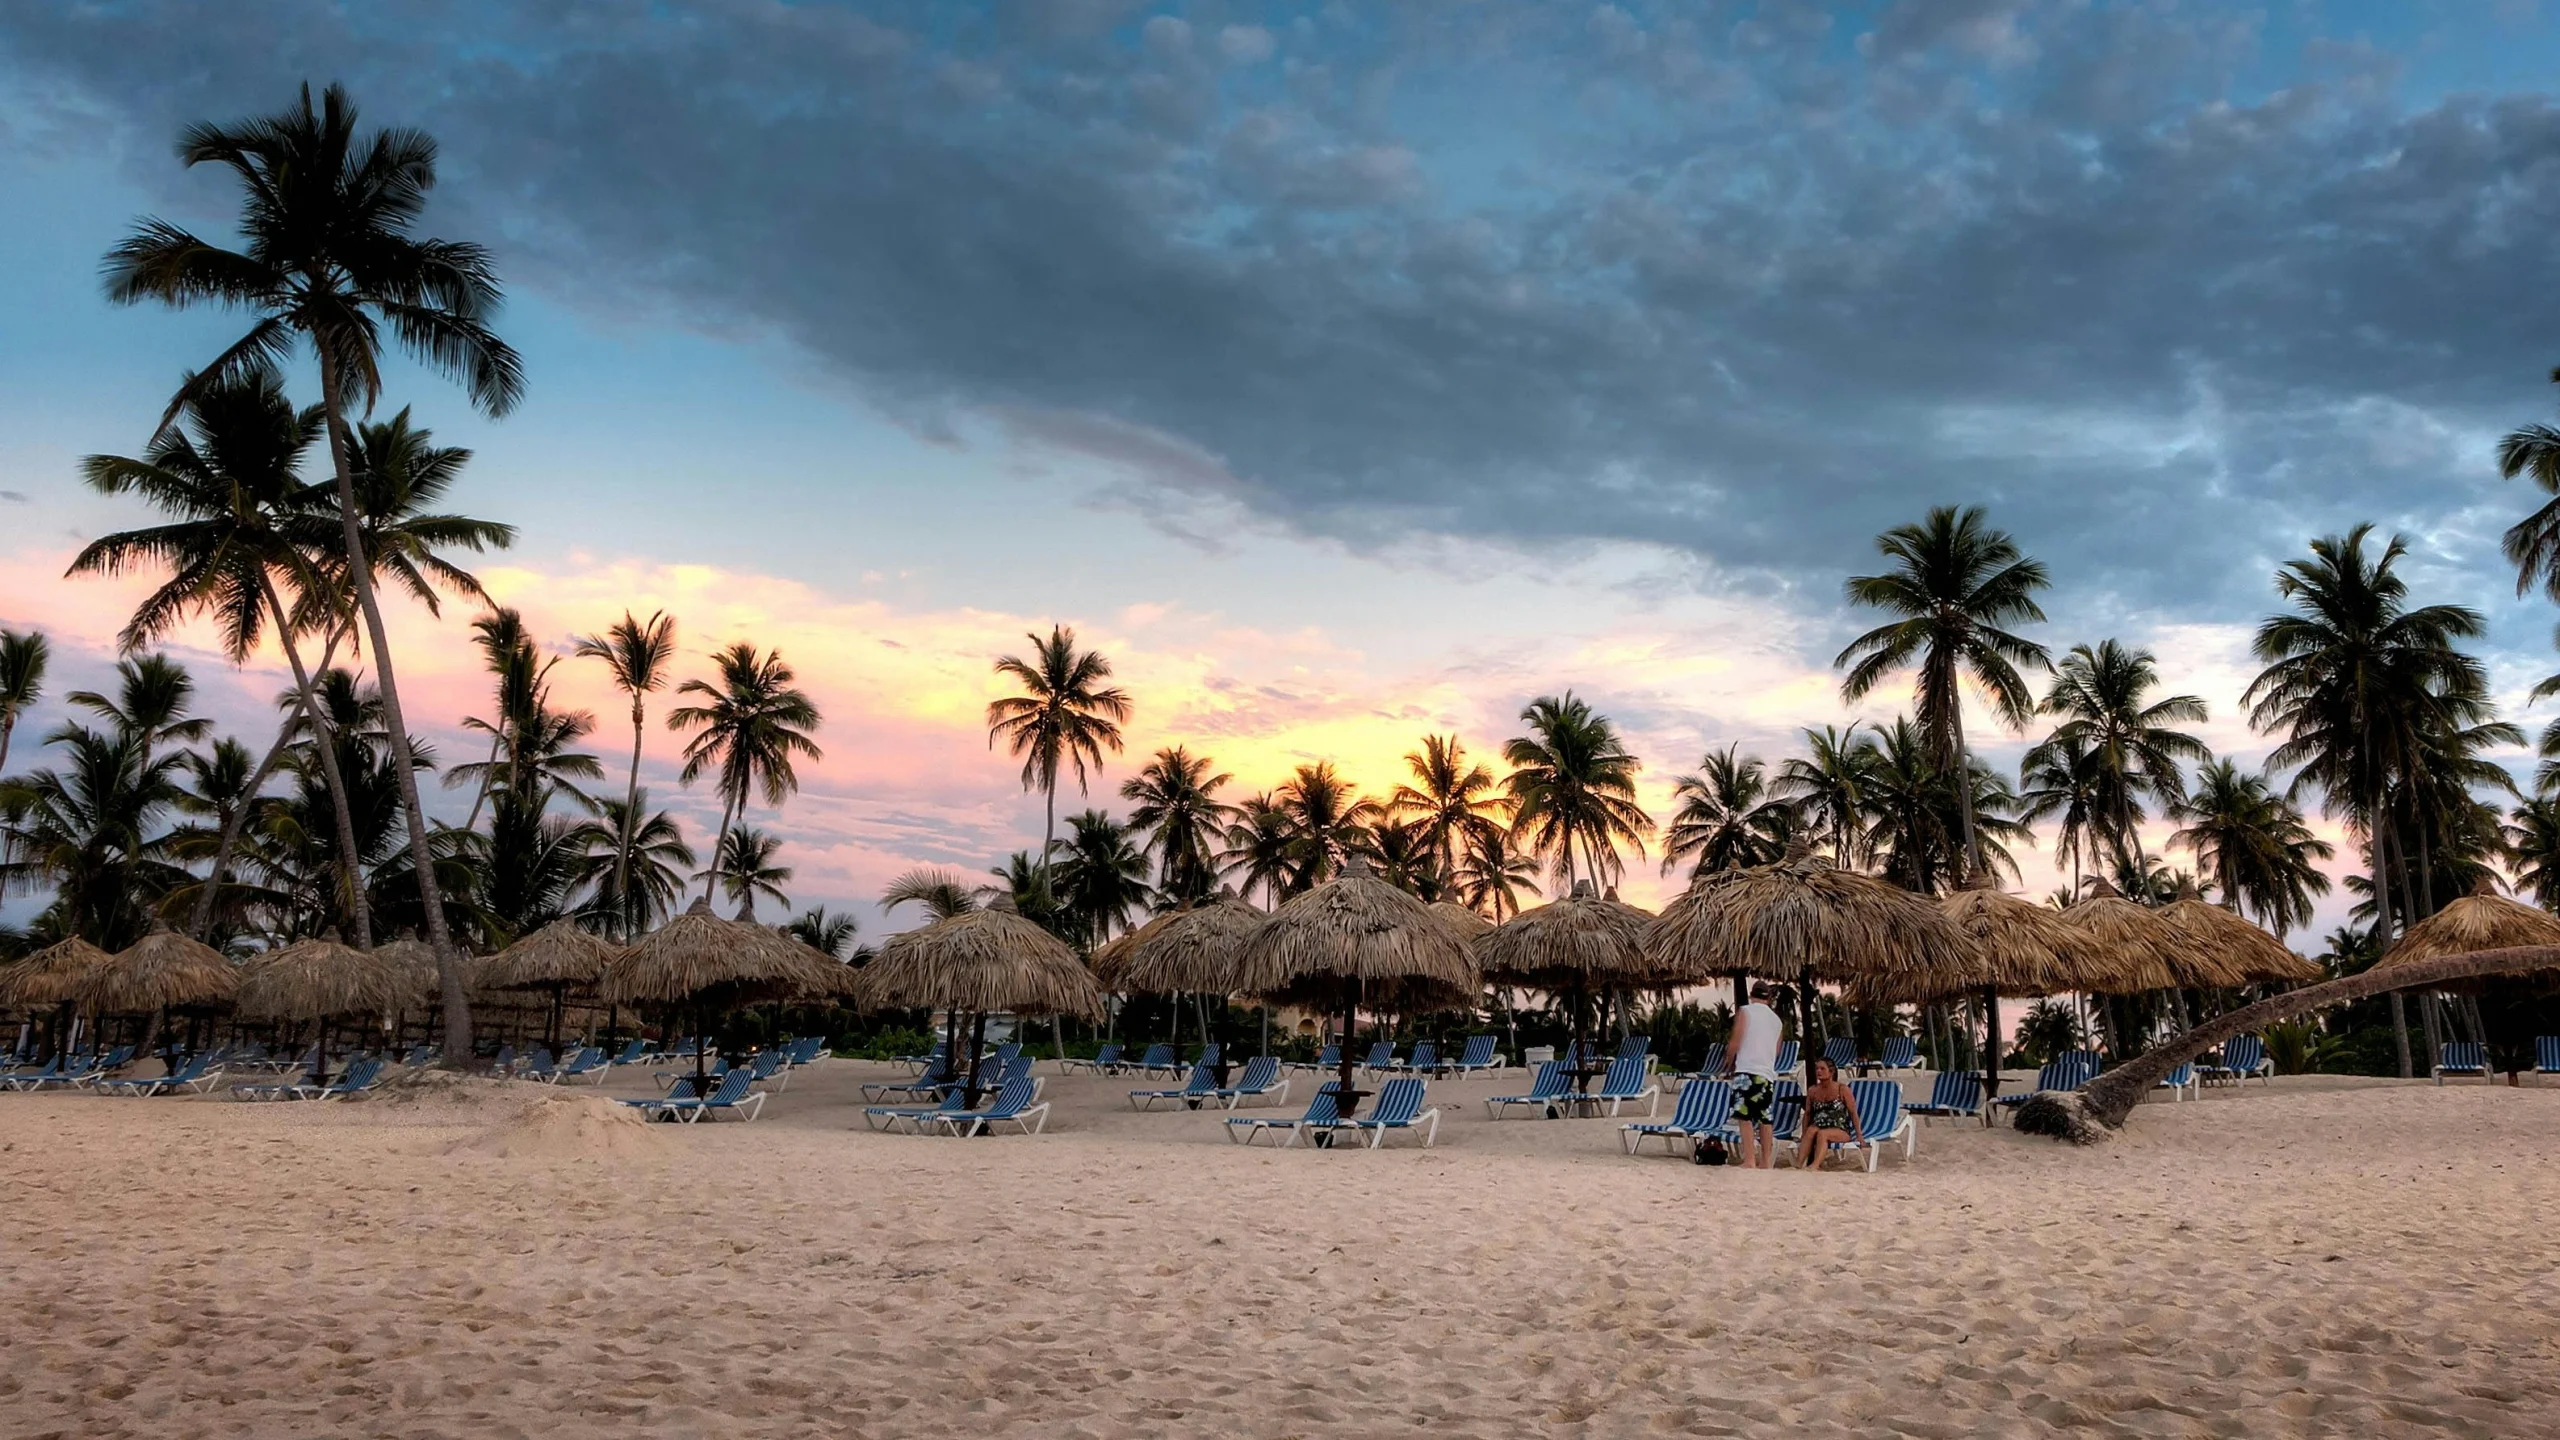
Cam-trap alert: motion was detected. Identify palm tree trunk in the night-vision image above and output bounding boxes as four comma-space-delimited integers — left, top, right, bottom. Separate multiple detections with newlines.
613, 697, 644, 940
1947, 695, 1979, 886
461, 729, 504, 832
2374, 820, 2412, 1080
314, 351, 470, 1061
188, 615, 345, 938
0, 710, 17, 776
257, 578, 372, 947
702, 792, 737, 907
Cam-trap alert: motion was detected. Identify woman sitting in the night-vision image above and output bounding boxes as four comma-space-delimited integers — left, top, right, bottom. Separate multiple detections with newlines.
1797, 1057, 1863, 1171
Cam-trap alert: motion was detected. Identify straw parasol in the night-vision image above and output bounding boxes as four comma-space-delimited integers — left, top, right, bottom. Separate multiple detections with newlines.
2371, 883, 2560, 982
1113, 892, 1268, 1076
82, 924, 238, 1015
2156, 894, 2322, 986
1846, 884, 2100, 1118
476, 919, 622, 1049
1230, 858, 1478, 1117
859, 898, 1105, 1104
0, 937, 115, 1061
1428, 901, 1495, 946
234, 937, 406, 1085
1090, 907, 1177, 991
1478, 880, 1655, 1090
2058, 881, 2192, 994
603, 897, 841, 1097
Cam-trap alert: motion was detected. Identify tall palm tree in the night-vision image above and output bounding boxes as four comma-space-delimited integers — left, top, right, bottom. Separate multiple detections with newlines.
1836, 505, 2051, 880
0, 628, 46, 777
1860, 716, 2028, 893
879, 867, 981, 921
668, 643, 822, 905
2016, 730, 2107, 896
1453, 826, 1541, 920
574, 610, 677, 938
701, 826, 792, 921
2245, 524, 2494, 1077
2027, 639, 2208, 874
0, 722, 192, 949
1275, 761, 1383, 893
1361, 816, 1445, 897
2492, 367, 2560, 604
106, 83, 526, 1054
577, 791, 694, 939
1504, 693, 1651, 888
68, 366, 374, 940
1119, 746, 1233, 905
1217, 792, 1297, 907
987, 626, 1130, 878
1052, 809, 1154, 947
2504, 796, 2560, 910
1661, 744, 1794, 878
2169, 758, 2334, 936
455, 608, 537, 831
1390, 735, 1510, 886
1773, 723, 1873, 867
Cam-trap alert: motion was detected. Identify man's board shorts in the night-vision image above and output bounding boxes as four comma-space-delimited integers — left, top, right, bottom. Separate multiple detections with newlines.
1732, 1073, 1777, 1125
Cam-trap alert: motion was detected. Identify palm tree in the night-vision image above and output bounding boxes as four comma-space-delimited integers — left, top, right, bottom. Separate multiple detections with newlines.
2027, 639, 2208, 874
987, 626, 1130, 878
1275, 761, 1383, 893
668, 643, 822, 905
879, 867, 981, 921
1860, 716, 2028, 893
1119, 746, 1233, 905
1390, 735, 1510, 885
2245, 524, 2495, 1077
1504, 693, 1651, 888
1773, 724, 1873, 867
1661, 745, 1794, 877
1217, 792, 1297, 907
701, 826, 792, 921
1453, 826, 1541, 920
577, 791, 694, 939
1052, 809, 1154, 947
574, 610, 677, 938
785, 906, 862, 962
2492, 367, 2560, 603
106, 83, 526, 1054
1836, 505, 2051, 880
454, 609, 536, 830
0, 719, 192, 949
2169, 758, 2334, 936
2506, 796, 2560, 909
1362, 816, 1445, 897
0, 628, 46, 776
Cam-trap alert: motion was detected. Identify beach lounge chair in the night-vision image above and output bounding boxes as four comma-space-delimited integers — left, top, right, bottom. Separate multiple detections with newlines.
96, 1054, 223, 1097
1805, 1079, 1917, 1172
1130, 1060, 1222, 1111
1992, 1058, 2094, 1119
608, 1039, 653, 1066
784, 1036, 828, 1067
1822, 1037, 1860, 1072
624, 1076, 701, 1120
740, 1050, 789, 1092
1623, 1078, 1735, 1156
1212, 1056, 1291, 1109
2155, 1062, 2197, 1101
651, 1037, 699, 1066
276, 1057, 383, 1102
1581, 1055, 1659, 1117
1390, 1042, 1439, 1075
1485, 1061, 1573, 1119
1195, 1043, 1221, 1073
688, 1068, 766, 1123
931, 1075, 1051, 1137
1774, 1041, 1800, 1075
518, 1047, 560, 1081
2538, 1036, 2560, 1077
1357, 1041, 1399, 1076
862, 1086, 972, 1133
0, 1058, 67, 1092
2434, 1041, 2490, 1084
1333, 1077, 1438, 1148
1616, 1035, 1652, 1069
1879, 1037, 1925, 1071
2065, 1048, 2105, 1075
1903, 1071, 1982, 1122
1288, 1044, 1341, 1075
1226, 1084, 1344, 1147
663, 1057, 732, 1093
1446, 1035, 1505, 1074
861, 1059, 946, 1103
14, 1054, 116, 1092
2200, 1035, 2270, 1087
1125, 1043, 1180, 1078
1059, 1043, 1122, 1075
1675, 1042, 1728, 1085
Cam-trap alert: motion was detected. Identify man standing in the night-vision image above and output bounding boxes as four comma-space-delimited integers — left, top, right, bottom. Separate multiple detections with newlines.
1724, 982, 1786, 1169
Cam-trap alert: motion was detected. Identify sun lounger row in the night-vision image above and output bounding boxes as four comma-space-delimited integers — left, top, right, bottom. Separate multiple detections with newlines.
1485, 1057, 1658, 1119
861, 1074, 1049, 1136
1129, 1055, 1292, 1110
231, 1056, 384, 1102
1623, 1078, 1915, 1170
1224, 1077, 1440, 1148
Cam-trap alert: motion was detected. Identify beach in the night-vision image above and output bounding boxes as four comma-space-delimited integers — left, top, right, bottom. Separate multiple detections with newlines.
4, 1062, 2557, 1438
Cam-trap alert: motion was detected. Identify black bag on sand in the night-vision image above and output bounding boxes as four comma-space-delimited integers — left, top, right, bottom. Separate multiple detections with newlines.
1694, 1136, 1728, 1166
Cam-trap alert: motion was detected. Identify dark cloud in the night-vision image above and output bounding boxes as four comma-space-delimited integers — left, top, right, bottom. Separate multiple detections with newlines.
8, 0, 2560, 632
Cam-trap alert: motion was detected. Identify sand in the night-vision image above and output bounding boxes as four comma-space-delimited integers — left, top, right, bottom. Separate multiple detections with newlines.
3, 1057, 2557, 1438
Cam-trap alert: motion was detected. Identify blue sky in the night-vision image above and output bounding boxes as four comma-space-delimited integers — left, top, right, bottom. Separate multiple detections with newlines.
7, 1, 2560, 940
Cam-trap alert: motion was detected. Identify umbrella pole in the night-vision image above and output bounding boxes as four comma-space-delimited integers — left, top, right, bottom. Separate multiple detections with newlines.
1334, 1001, 1359, 1119
695, 998, 711, 1099
314, 1015, 331, 1089
1980, 986, 2000, 1128
964, 1011, 988, 1109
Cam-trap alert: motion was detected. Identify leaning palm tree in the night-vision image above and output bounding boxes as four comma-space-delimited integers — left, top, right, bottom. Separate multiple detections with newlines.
1119, 745, 1233, 905
574, 610, 677, 937
667, 643, 822, 905
2245, 524, 2495, 1077
106, 83, 523, 1053
1390, 734, 1510, 884
2027, 639, 2208, 875
1504, 693, 1651, 888
2169, 758, 2333, 936
1661, 744, 1794, 877
987, 626, 1130, 879
1836, 505, 2051, 882
0, 628, 47, 777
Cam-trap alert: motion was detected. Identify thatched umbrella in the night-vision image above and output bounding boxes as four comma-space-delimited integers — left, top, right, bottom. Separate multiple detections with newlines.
84, 924, 239, 1014
475, 919, 621, 1050
1477, 879, 1654, 1091
1090, 908, 1175, 992
2058, 881, 2192, 995
2156, 894, 2322, 987
2371, 886, 2560, 976
1117, 891, 1266, 1076
234, 937, 406, 1085
858, 897, 1105, 1105
1850, 884, 2099, 1118
0, 938, 114, 1062
602, 897, 840, 1098
1428, 901, 1494, 946
1230, 858, 1477, 1117
1643, 850, 1972, 1101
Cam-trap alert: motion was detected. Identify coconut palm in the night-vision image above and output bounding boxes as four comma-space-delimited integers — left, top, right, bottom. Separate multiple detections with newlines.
2492, 368, 2560, 603
2506, 796, 2560, 910
1051, 809, 1153, 948
700, 826, 792, 921
0, 628, 46, 777
987, 626, 1130, 878
1772, 723, 1874, 867
2245, 525, 2498, 1076
1661, 744, 1794, 878
2027, 639, 2208, 874
1453, 827, 1542, 921
880, 867, 981, 921
2016, 730, 2107, 895
2169, 758, 2334, 936
1504, 693, 1651, 888
668, 643, 822, 905
1217, 792, 1297, 907
106, 83, 527, 1053
476, 784, 608, 942
1275, 761, 1383, 893
1390, 734, 1510, 884
577, 792, 695, 939
1118, 746, 1232, 905
574, 610, 677, 937
1860, 716, 2029, 893
453, 608, 535, 829
1836, 506, 2051, 880
0, 722, 192, 949
1361, 816, 1445, 897
784, 906, 862, 962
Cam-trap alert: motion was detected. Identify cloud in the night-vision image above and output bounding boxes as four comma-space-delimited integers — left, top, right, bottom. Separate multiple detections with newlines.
0, 490, 26, 503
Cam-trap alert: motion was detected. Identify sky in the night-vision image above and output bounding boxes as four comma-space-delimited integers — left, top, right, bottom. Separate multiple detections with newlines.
6, 0, 2560, 947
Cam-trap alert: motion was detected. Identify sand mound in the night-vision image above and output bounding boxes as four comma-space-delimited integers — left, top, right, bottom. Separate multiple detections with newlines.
443, 1089, 678, 1163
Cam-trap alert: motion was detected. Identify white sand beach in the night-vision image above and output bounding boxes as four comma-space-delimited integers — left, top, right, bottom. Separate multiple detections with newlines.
5, 1062, 2558, 1439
